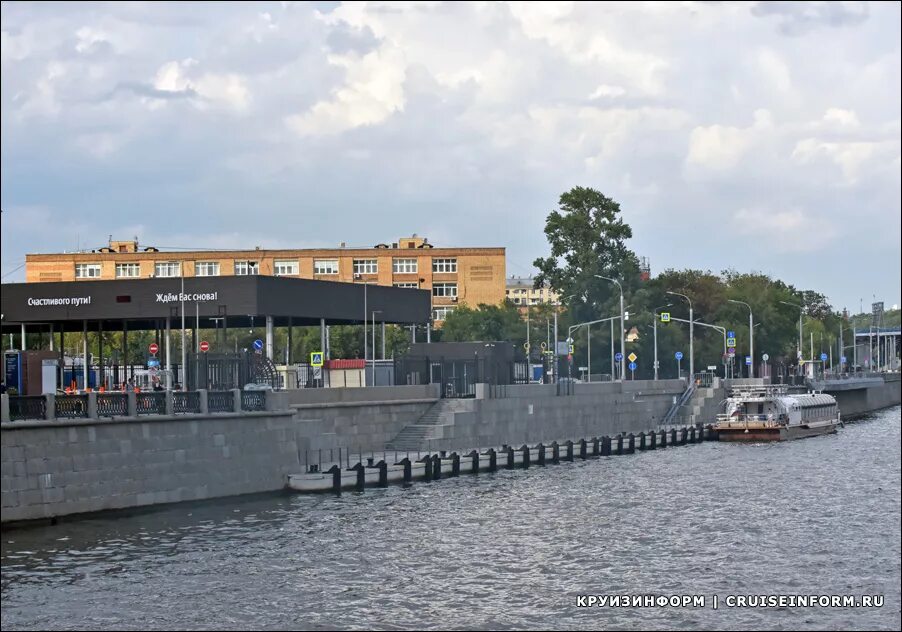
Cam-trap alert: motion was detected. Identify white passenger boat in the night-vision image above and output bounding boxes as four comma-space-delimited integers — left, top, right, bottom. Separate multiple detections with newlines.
713, 385, 841, 442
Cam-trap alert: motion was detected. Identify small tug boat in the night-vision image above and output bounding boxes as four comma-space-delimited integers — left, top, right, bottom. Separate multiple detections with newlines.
714, 385, 841, 442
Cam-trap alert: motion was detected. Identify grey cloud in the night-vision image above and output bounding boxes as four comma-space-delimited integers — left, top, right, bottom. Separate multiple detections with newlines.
750, 1, 869, 36
325, 23, 380, 55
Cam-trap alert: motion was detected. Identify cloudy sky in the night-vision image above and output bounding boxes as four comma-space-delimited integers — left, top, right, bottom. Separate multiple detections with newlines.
2, 1, 900, 312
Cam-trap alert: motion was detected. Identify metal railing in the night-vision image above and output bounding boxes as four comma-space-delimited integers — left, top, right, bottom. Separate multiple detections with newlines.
241, 390, 266, 411
663, 381, 696, 425
172, 391, 201, 414
96, 393, 128, 417
136, 392, 166, 416
208, 390, 235, 413
9, 396, 47, 421
56, 394, 89, 419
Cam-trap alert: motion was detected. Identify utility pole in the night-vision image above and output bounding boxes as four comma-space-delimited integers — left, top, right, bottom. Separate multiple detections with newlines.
667, 291, 694, 381
597, 276, 625, 381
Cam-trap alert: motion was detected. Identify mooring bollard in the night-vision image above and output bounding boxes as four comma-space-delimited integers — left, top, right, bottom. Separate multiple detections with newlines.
397, 457, 412, 482
660, 429, 667, 448
537, 443, 546, 466
670, 428, 678, 446
689, 426, 696, 443
627, 433, 636, 454
592, 437, 600, 456
418, 455, 433, 481
520, 444, 530, 468
615, 434, 624, 455
579, 438, 588, 460
350, 462, 366, 491
564, 440, 574, 462
648, 430, 657, 450
506, 445, 516, 469
432, 453, 442, 479
638, 432, 646, 450
551, 441, 560, 464
451, 452, 460, 477
487, 448, 497, 472
601, 436, 612, 456
467, 449, 479, 473
375, 460, 388, 487
327, 464, 342, 494
680, 427, 688, 445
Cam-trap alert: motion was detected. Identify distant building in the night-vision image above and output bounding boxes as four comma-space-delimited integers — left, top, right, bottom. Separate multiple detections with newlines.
505, 276, 559, 310
24, 235, 506, 324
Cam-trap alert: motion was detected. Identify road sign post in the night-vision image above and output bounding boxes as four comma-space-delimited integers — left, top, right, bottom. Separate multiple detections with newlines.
199, 341, 210, 353
149, 342, 158, 356
629, 361, 637, 380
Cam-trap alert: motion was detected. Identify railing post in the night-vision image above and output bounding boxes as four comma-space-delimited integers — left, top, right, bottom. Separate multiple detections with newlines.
198, 389, 209, 415
44, 394, 56, 421
0, 394, 9, 423
232, 388, 242, 413
165, 390, 174, 416
87, 392, 98, 419
127, 391, 137, 417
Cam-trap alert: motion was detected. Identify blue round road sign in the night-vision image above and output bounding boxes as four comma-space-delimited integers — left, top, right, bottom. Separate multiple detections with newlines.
253, 339, 264, 350
841, 356, 847, 363
820, 352, 828, 361
629, 361, 637, 371
615, 352, 623, 362
675, 351, 683, 360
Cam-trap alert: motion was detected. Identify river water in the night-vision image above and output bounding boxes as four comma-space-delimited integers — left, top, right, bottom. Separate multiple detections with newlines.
2, 406, 900, 631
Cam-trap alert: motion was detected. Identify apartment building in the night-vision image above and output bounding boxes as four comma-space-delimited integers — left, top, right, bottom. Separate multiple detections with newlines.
24, 236, 505, 323
505, 276, 559, 310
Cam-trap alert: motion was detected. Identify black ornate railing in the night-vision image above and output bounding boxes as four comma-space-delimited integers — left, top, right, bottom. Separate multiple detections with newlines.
136, 392, 166, 415
96, 393, 128, 417
56, 394, 89, 419
241, 390, 266, 411
8, 396, 47, 421
172, 391, 201, 414
208, 390, 235, 413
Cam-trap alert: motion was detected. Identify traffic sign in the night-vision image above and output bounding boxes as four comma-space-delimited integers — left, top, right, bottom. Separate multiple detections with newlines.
629, 361, 637, 371
147, 358, 160, 368
841, 356, 847, 363
820, 353, 828, 362
199, 341, 210, 353
628, 352, 637, 363
523, 342, 530, 351
540, 341, 547, 350
675, 351, 683, 360
727, 337, 736, 348
728, 347, 736, 356
253, 339, 264, 350
660, 312, 671, 323
566, 337, 573, 344
727, 331, 735, 339
568, 344, 574, 354
149, 342, 159, 355
615, 352, 623, 362
310, 351, 324, 367
745, 356, 752, 365
762, 353, 769, 362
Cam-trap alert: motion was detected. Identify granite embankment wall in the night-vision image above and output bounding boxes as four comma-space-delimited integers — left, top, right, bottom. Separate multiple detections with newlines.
830, 376, 901, 418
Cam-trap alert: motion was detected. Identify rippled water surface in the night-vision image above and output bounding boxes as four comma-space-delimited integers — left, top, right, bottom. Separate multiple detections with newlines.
3, 406, 900, 630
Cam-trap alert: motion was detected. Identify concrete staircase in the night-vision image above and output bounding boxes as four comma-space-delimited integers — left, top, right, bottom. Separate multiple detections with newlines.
385, 399, 472, 451
684, 382, 725, 425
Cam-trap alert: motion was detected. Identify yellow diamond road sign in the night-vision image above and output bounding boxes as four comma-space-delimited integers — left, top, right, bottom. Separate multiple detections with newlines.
627, 352, 637, 363
310, 351, 324, 367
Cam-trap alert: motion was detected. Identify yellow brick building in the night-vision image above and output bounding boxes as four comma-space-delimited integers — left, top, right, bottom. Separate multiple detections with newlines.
25, 236, 506, 323
505, 276, 559, 311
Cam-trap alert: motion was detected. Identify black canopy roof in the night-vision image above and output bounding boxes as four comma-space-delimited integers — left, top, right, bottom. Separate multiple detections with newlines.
1, 276, 431, 333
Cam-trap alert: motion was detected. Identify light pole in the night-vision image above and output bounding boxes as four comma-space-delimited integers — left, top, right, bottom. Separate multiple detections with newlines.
596, 276, 624, 381
652, 303, 671, 381
371, 309, 382, 387
667, 291, 693, 381
180, 269, 186, 390
728, 299, 754, 378
355, 275, 368, 380
555, 293, 579, 383
780, 300, 804, 371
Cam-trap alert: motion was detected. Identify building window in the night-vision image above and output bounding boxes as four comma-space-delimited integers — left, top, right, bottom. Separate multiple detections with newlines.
196, 261, 220, 277
75, 263, 101, 279
393, 282, 419, 288
115, 263, 140, 278
154, 262, 181, 278
353, 259, 378, 275
432, 283, 458, 298
432, 306, 455, 321
393, 258, 418, 274
314, 259, 339, 275
235, 261, 259, 276
274, 260, 298, 276
432, 258, 457, 273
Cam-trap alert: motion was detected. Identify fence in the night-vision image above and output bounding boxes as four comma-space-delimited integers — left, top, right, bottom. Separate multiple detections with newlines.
1, 390, 280, 422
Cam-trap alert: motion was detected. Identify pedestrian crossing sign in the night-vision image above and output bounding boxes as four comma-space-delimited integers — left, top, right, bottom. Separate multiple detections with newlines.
310, 352, 324, 367
660, 312, 670, 323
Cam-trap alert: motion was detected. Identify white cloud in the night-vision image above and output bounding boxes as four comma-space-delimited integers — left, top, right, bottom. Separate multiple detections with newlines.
686, 109, 774, 170
732, 207, 839, 252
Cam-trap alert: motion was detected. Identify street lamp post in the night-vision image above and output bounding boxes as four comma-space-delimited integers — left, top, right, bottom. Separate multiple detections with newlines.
666, 291, 693, 381
652, 303, 671, 381
372, 310, 382, 387
780, 300, 804, 372
596, 276, 624, 381
728, 299, 754, 378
